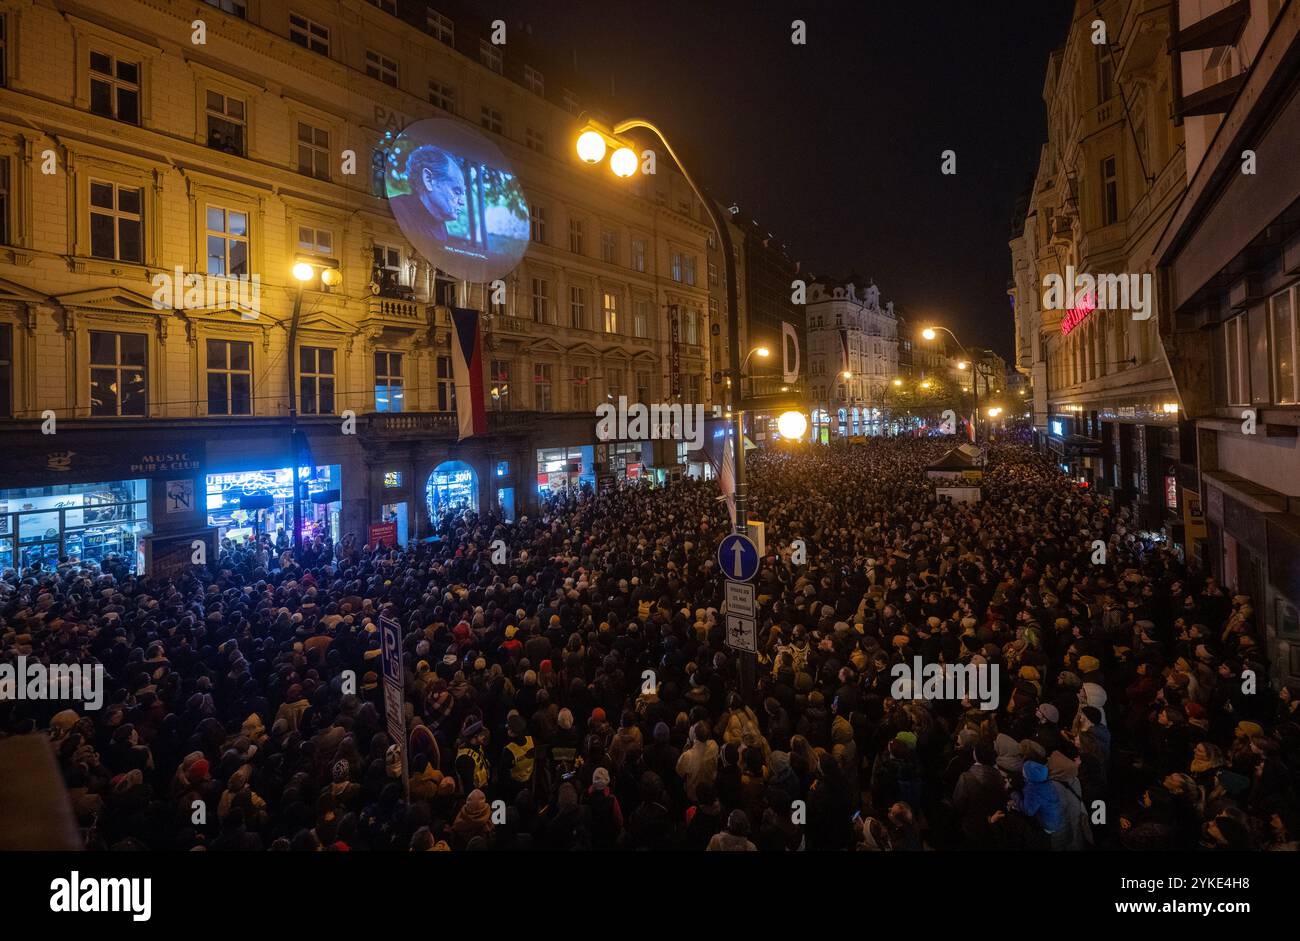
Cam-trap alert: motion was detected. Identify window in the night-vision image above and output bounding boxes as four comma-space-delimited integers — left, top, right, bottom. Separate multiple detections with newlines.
89, 331, 147, 416
602, 292, 618, 333
436, 355, 456, 412
375, 351, 403, 412
206, 206, 249, 276
526, 128, 546, 154
1097, 45, 1114, 102
427, 9, 454, 45
204, 0, 247, 17
0, 15, 6, 88
685, 309, 699, 346
569, 286, 586, 329
372, 243, 403, 285
296, 122, 329, 179
480, 39, 503, 74
490, 360, 511, 410
89, 181, 143, 263
299, 346, 335, 415
1101, 155, 1119, 226
367, 0, 397, 13
297, 225, 333, 254
569, 218, 584, 254
572, 365, 590, 410
365, 50, 398, 87
533, 363, 552, 411
205, 90, 246, 155
0, 159, 9, 245
671, 252, 683, 282
0, 324, 11, 417
708, 261, 718, 287
683, 255, 697, 286
561, 89, 579, 115
89, 51, 140, 125
601, 229, 618, 264
524, 65, 544, 96
429, 80, 455, 113
384, 471, 403, 488
606, 368, 624, 400
206, 339, 252, 415
633, 298, 649, 339
636, 370, 651, 405
480, 106, 502, 134
1224, 314, 1250, 406
631, 238, 646, 273
530, 206, 546, 244
1271, 287, 1297, 404
686, 373, 701, 403
289, 13, 330, 55
531, 278, 550, 323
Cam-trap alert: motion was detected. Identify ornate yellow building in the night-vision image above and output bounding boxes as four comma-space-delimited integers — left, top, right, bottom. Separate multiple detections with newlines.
0, 0, 715, 569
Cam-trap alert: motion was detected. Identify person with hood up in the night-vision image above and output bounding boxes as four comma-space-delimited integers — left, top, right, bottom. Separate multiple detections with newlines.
706, 809, 757, 851
1046, 748, 1089, 851
1019, 759, 1064, 841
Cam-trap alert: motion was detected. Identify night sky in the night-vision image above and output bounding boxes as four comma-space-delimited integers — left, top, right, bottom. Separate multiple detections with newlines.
492, 0, 1076, 360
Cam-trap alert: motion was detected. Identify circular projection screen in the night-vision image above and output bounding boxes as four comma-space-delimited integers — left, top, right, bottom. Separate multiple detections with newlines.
385, 118, 529, 283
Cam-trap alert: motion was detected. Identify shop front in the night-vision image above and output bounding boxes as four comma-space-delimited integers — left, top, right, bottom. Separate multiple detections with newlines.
0, 479, 149, 572
0, 433, 208, 576
536, 445, 594, 496
427, 460, 478, 526
206, 465, 342, 546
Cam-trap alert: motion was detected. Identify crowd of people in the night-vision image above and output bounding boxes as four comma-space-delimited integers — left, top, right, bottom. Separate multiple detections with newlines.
2, 438, 1297, 851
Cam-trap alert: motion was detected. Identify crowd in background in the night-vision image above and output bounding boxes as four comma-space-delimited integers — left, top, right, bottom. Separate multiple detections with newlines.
2, 438, 1297, 851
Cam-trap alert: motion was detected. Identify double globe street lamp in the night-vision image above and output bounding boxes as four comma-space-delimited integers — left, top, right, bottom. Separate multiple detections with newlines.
575, 117, 807, 541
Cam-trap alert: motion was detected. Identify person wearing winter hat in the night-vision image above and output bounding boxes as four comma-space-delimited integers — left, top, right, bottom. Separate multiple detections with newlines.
451, 789, 493, 847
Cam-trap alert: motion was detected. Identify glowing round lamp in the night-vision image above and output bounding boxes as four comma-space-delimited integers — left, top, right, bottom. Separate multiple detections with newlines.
610, 147, 638, 178
755, 346, 770, 358
291, 262, 314, 282
320, 267, 342, 287
922, 327, 937, 341
576, 130, 607, 164
777, 410, 808, 440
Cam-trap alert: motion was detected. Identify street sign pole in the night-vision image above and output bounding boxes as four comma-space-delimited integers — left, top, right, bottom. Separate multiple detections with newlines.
379, 613, 409, 804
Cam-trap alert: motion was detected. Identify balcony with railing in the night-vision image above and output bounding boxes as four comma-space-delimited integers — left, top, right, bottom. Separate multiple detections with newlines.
365, 296, 427, 322
361, 408, 566, 440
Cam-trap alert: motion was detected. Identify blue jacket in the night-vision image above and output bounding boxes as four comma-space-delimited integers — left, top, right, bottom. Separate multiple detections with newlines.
1021, 761, 1064, 834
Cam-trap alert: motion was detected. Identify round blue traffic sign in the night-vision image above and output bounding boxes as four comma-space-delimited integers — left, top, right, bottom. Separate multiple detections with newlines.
718, 533, 760, 581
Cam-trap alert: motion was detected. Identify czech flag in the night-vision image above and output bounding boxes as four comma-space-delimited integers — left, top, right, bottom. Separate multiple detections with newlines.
451, 307, 486, 440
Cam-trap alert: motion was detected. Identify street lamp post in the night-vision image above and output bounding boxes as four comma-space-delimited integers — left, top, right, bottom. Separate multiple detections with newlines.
922, 325, 991, 444
287, 257, 341, 557
577, 115, 759, 697
577, 115, 750, 529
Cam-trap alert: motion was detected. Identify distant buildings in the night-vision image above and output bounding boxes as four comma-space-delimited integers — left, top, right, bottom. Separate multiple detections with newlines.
806, 277, 900, 439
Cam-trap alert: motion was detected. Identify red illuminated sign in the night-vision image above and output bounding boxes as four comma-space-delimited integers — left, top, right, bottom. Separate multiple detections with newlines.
1060, 292, 1097, 337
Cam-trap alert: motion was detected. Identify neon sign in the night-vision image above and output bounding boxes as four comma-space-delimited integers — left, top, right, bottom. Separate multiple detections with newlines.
1060, 292, 1096, 337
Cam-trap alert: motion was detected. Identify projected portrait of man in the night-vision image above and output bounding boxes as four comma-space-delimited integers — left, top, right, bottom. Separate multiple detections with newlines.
406, 145, 466, 243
